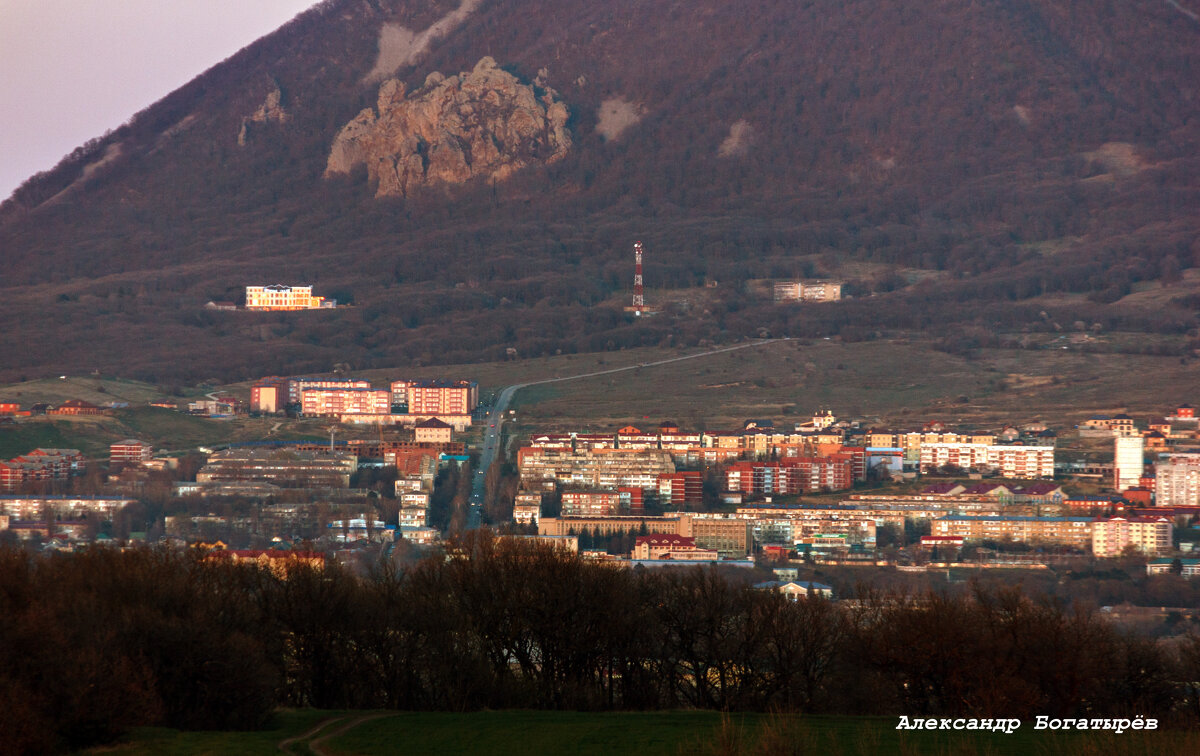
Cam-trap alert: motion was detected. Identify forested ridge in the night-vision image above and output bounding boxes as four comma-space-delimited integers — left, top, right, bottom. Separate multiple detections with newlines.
0, 0, 1197, 382
2, 536, 1199, 753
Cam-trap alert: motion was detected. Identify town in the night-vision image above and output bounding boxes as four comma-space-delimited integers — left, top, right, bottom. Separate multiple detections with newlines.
3, 371, 1199, 594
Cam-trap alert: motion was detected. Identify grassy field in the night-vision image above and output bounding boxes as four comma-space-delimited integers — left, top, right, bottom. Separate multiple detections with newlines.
0, 375, 181, 406
90, 710, 1199, 756
4, 337, 1198, 457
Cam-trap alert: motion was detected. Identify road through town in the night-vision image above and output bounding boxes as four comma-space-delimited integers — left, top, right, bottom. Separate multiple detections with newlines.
466, 339, 789, 526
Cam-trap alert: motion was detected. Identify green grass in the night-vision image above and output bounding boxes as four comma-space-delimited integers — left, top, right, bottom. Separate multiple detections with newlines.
113, 407, 238, 451
0, 421, 85, 459
328, 711, 732, 755
91, 711, 1200, 756
93, 709, 348, 756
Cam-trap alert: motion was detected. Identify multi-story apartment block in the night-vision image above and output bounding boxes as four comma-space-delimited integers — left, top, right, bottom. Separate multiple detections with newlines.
657, 471, 703, 508
919, 443, 1054, 478
196, 449, 357, 488
399, 491, 431, 509
399, 506, 429, 528
1155, 454, 1200, 508
1092, 515, 1172, 557
110, 439, 153, 464
405, 380, 479, 415
300, 387, 391, 417
0, 449, 87, 492
518, 447, 676, 490
561, 490, 623, 517
244, 284, 329, 310
0, 495, 133, 519
931, 515, 1093, 549
725, 457, 853, 495
1114, 436, 1144, 492
773, 280, 843, 303
287, 377, 372, 405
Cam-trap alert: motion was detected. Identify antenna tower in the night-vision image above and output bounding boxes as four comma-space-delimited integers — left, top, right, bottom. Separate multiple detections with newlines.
632, 241, 645, 314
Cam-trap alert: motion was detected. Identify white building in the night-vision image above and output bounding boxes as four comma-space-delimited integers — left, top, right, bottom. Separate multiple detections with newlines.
919, 443, 1055, 478
1114, 436, 1144, 492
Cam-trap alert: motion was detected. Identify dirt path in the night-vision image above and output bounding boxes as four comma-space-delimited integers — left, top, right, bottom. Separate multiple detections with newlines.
307, 713, 398, 756
278, 717, 346, 754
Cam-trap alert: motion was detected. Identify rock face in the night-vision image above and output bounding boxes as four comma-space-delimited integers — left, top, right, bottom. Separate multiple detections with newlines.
325, 57, 571, 197
238, 84, 288, 146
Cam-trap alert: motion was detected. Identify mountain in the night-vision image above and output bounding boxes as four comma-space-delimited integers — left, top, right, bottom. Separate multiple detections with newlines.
1, 0, 1198, 383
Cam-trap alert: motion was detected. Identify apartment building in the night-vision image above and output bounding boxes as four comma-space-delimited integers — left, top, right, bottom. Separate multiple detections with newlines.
287, 377, 372, 405
196, 449, 357, 488
110, 440, 153, 464
931, 515, 1093, 549
0, 449, 87, 492
919, 443, 1055, 478
1155, 454, 1200, 508
1092, 515, 1173, 557
1114, 436, 1145, 492
404, 380, 479, 415
725, 457, 852, 495
518, 447, 676, 490
561, 490, 623, 517
657, 471, 703, 508
300, 387, 391, 417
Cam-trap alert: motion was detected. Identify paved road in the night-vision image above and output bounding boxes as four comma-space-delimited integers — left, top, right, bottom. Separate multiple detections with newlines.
466, 339, 790, 527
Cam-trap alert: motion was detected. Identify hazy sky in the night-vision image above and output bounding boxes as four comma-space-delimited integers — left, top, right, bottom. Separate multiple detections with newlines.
0, 0, 320, 201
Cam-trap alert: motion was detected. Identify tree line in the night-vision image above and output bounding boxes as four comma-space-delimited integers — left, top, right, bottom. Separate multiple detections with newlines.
2, 534, 1199, 753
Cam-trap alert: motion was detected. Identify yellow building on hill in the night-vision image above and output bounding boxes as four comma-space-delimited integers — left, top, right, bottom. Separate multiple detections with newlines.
245, 284, 329, 310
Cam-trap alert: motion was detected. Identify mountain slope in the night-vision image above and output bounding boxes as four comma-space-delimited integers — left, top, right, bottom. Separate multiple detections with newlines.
1, 0, 1198, 382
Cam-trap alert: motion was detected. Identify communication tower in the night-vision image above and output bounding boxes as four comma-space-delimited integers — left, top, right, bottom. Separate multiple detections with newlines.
624, 241, 658, 316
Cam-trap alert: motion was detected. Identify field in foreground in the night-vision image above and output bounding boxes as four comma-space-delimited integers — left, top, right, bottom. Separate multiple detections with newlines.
92, 710, 1198, 756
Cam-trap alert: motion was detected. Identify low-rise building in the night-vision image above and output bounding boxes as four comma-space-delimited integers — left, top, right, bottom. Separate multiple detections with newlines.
206, 548, 326, 575
513, 502, 541, 525
773, 280, 843, 303
632, 534, 719, 560
413, 417, 454, 444
1146, 558, 1200, 577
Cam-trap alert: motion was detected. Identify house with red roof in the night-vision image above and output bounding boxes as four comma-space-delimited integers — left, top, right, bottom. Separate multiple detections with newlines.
632, 533, 719, 561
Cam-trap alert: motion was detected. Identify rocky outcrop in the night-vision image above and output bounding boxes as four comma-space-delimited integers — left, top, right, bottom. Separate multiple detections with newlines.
238, 84, 288, 146
325, 57, 571, 198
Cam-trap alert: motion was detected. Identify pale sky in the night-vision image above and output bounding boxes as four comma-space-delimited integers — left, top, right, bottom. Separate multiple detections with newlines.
0, 0, 321, 202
